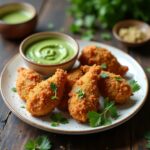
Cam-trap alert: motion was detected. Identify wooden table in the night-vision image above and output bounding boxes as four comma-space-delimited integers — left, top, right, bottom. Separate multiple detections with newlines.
0, 0, 150, 149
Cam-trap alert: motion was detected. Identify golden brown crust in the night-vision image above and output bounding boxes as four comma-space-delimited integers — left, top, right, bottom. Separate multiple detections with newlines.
16, 67, 43, 101
68, 65, 101, 123
26, 69, 67, 116
79, 45, 128, 76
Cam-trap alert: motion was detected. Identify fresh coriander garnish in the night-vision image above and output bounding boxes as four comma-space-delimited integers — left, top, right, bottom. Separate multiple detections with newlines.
145, 131, 150, 149
100, 72, 109, 79
21, 106, 25, 108
128, 79, 140, 93
11, 87, 17, 92
88, 98, 118, 127
47, 23, 54, 29
101, 63, 107, 69
101, 32, 112, 40
76, 88, 85, 99
50, 113, 69, 127
24, 136, 52, 150
115, 77, 122, 81
50, 83, 57, 100
146, 67, 150, 73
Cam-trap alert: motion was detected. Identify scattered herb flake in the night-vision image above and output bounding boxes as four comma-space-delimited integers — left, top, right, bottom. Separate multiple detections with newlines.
101, 32, 112, 40
21, 106, 25, 108
88, 97, 118, 127
115, 77, 122, 82
128, 79, 140, 93
50, 113, 69, 127
48, 23, 54, 29
101, 63, 107, 69
50, 83, 58, 100
24, 136, 52, 150
100, 72, 109, 79
76, 88, 85, 99
146, 67, 150, 73
11, 87, 17, 92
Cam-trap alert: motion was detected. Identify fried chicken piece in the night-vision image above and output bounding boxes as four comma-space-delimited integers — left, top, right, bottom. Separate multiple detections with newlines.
26, 69, 67, 116
81, 65, 132, 104
99, 71, 132, 104
58, 67, 84, 111
79, 45, 128, 76
68, 65, 101, 123
16, 67, 43, 101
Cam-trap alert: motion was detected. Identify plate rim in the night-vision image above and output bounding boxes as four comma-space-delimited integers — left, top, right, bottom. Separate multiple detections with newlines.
0, 41, 149, 134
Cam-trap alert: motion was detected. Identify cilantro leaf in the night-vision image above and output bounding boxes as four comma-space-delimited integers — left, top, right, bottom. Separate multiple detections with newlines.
25, 136, 52, 150
11, 87, 17, 92
100, 72, 109, 79
81, 30, 94, 41
50, 113, 69, 127
50, 83, 58, 100
146, 67, 150, 73
115, 77, 122, 82
84, 15, 95, 28
76, 88, 85, 99
101, 32, 112, 41
101, 63, 107, 69
128, 79, 140, 93
21, 106, 25, 108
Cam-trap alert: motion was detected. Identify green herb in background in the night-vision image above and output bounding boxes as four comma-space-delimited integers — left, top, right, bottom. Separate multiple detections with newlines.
100, 72, 109, 79
76, 88, 85, 99
25, 136, 52, 150
47, 23, 54, 29
81, 30, 94, 41
146, 67, 150, 73
128, 79, 140, 93
101, 32, 112, 40
145, 131, 150, 149
88, 97, 118, 127
11, 87, 17, 93
50, 83, 58, 100
50, 113, 69, 127
115, 77, 122, 82
101, 63, 107, 69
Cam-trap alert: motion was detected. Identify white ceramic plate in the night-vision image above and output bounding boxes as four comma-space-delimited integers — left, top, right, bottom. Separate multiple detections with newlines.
0, 40, 148, 134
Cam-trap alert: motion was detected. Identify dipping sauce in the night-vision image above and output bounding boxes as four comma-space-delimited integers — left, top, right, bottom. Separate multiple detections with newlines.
119, 26, 146, 43
0, 10, 32, 24
25, 38, 75, 65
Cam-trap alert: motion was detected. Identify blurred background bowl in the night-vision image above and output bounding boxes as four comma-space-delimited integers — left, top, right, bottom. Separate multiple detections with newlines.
0, 2, 37, 39
113, 20, 150, 47
19, 32, 79, 76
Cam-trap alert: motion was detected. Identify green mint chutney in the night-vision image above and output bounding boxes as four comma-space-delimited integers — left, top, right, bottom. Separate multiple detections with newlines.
0, 10, 32, 24
25, 38, 75, 65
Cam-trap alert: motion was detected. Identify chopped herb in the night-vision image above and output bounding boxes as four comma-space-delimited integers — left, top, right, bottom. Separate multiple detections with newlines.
100, 72, 109, 79
146, 67, 150, 73
50, 83, 57, 100
50, 113, 69, 127
76, 88, 85, 99
101, 63, 107, 69
88, 98, 118, 127
101, 32, 112, 40
11, 87, 17, 92
24, 136, 52, 150
81, 30, 94, 41
145, 131, 150, 149
21, 106, 25, 108
115, 77, 122, 81
128, 79, 140, 93
47, 23, 54, 29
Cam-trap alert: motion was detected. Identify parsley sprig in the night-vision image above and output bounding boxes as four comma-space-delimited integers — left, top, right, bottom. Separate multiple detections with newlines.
24, 136, 52, 150
76, 88, 85, 99
88, 98, 118, 127
50, 113, 69, 127
100, 72, 109, 79
11, 87, 17, 92
145, 131, 150, 149
50, 83, 58, 100
128, 79, 140, 93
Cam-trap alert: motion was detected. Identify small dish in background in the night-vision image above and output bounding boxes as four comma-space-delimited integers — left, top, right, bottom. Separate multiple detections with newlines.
19, 32, 79, 76
113, 20, 150, 47
0, 2, 37, 39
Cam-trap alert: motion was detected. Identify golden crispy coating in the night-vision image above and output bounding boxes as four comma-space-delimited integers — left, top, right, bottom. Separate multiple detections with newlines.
58, 67, 84, 111
99, 71, 132, 104
81, 65, 132, 104
16, 67, 43, 101
79, 45, 128, 76
68, 65, 101, 123
26, 69, 67, 116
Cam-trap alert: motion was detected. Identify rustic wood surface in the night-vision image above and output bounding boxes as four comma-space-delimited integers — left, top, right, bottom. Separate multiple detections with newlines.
0, 0, 150, 150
